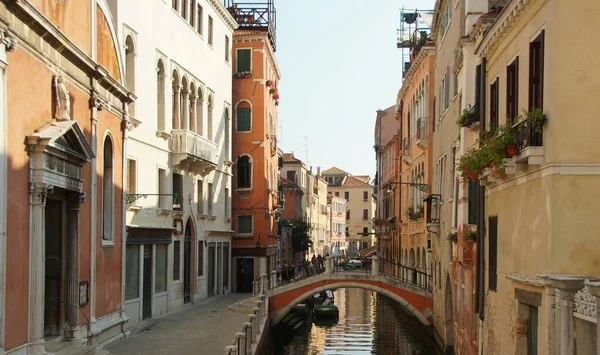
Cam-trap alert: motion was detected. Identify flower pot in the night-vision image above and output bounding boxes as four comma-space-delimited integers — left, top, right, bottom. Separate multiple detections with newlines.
266, 80, 273, 87
273, 94, 280, 100
505, 144, 518, 157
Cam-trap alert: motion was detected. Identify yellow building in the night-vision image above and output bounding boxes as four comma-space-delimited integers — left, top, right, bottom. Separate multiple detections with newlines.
322, 168, 375, 255
468, 0, 600, 354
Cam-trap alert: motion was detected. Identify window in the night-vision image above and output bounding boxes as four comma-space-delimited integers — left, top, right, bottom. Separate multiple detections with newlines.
363, 209, 368, 220
236, 49, 251, 73
224, 187, 230, 218
155, 244, 167, 293
344, 191, 349, 200
506, 58, 519, 123
126, 159, 136, 194
197, 179, 203, 214
363, 191, 368, 200
236, 103, 251, 132
362, 227, 368, 236
208, 16, 213, 45
527, 306, 538, 355
346, 210, 350, 220
158, 168, 167, 209
225, 35, 230, 62
172, 0, 178, 11
453, 72, 458, 97
223, 243, 229, 289
173, 241, 181, 280
489, 216, 498, 291
286, 170, 296, 183
467, 180, 479, 225
125, 36, 135, 118
335, 191, 339, 197
529, 31, 545, 110
237, 215, 253, 234
444, 69, 450, 110
181, 0, 187, 18
224, 108, 230, 161
102, 137, 114, 241
197, 241, 204, 276
236, 155, 252, 188
189, 0, 195, 26
125, 245, 139, 300
207, 95, 213, 140
490, 78, 499, 130
173, 173, 183, 210
208, 182, 213, 215
196, 4, 203, 35
157, 60, 165, 131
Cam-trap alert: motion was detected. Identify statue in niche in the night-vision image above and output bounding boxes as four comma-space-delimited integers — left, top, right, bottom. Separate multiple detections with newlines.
54, 75, 71, 121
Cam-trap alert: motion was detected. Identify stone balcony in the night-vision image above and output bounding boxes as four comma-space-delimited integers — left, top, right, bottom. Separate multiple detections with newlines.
170, 129, 217, 175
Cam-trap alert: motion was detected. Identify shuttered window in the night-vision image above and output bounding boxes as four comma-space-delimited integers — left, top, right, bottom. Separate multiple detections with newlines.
237, 215, 253, 234
236, 107, 251, 132
236, 49, 251, 73
490, 79, 499, 130
489, 216, 498, 291
467, 180, 479, 225
506, 58, 519, 123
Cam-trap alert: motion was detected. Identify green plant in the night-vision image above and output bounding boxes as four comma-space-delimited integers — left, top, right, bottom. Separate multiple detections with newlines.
464, 229, 477, 242
447, 232, 457, 242
457, 108, 476, 127
406, 204, 424, 221
285, 218, 313, 253
519, 108, 546, 132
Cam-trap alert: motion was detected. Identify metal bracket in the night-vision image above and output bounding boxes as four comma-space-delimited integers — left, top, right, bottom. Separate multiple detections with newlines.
388, 182, 429, 192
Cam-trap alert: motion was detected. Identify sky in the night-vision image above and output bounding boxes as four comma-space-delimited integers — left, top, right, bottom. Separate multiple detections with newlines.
275, 0, 435, 177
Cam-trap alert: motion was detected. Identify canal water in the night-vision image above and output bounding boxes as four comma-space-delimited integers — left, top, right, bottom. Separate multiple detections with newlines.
270, 288, 438, 355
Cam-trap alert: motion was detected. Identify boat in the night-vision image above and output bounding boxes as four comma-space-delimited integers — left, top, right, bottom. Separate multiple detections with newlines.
313, 290, 339, 318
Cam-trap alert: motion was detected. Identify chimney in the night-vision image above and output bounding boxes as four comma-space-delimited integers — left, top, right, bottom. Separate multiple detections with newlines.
310, 166, 313, 174
317, 167, 321, 178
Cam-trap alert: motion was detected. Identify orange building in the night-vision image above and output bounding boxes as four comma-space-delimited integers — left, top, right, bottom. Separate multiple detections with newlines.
228, 0, 281, 293
0, 1, 132, 353
397, 45, 435, 289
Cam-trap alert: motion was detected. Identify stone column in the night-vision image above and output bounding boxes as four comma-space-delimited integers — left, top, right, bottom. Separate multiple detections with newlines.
65, 191, 86, 339
371, 255, 379, 275
538, 275, 558, 355
189, 94, 197, 133
550, 276, 586, 355
584, 281, 600, 354
172, 84, 181, 129
28, 184, 53, 354
181, 89, 189, 130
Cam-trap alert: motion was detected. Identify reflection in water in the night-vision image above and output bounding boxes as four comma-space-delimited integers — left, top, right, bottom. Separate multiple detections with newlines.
274, 289, 437, 355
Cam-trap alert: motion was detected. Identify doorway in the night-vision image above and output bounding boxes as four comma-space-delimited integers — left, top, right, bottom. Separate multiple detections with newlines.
236, 258, 254, 293
183, 221, 192, 304
208, 244, 215, 296
142, 245, 153, 320
44, 199, 63, 338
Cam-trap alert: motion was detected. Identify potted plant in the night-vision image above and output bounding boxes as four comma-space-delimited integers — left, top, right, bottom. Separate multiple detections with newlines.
494, 123, 517, 157
464, 229, 477, 242
447, 232, 457, 242
266, 80, 274, 87
521, 108, 546, 132
457, 108, 477, 127
406, 205, 424, 221
269, 88, 277, 94
273, 93, 280, 100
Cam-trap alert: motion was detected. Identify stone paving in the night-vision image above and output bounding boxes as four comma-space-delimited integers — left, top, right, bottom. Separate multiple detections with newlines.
104, 294, 251, 355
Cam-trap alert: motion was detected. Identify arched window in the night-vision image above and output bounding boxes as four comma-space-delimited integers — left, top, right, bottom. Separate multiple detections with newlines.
236, 101, 251, 132
224, 108, 230, 161
157, 60, 165, 131
172, 70, 180, 129
102, 136, 114, 241
182, 0, 188, 19
196, 88, 203, 135
207, 95, 213, 140
125, 36, 136, 118
236, 155, 252, 188
189, 82, 197, 132
181, 76, 189, 130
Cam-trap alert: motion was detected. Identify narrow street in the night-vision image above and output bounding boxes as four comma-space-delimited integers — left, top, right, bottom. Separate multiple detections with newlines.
105, 294, 250, 355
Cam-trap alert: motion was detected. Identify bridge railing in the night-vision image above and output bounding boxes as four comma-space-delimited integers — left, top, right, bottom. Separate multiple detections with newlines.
379, 258, 433, 292
251, 262, 327, 296
225, 295, 269, 355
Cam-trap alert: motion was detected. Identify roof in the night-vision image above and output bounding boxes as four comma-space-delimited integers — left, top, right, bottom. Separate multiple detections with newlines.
343, 176, 372, 188
322, 167, 348, 175
354, 175, 371, 184
233, 29, 267, 36
282, 153, 303, 164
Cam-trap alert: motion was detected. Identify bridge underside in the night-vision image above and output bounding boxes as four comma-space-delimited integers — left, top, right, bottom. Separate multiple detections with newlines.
268, 273, 433, 325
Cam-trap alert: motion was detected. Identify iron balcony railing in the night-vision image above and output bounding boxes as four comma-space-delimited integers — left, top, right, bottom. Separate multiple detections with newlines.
513, 118, 544, 151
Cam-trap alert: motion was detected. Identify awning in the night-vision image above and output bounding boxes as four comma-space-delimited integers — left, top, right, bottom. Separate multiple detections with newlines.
126, 226, 175, 245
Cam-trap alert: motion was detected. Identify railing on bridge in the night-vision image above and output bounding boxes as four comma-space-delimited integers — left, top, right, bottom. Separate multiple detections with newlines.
224, 294, 268, 355
379, 258, 433, 292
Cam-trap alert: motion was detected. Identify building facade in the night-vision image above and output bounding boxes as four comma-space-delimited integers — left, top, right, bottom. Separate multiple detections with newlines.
116, 0, 237, 324
322, 168, 375, 255
230, 0, 280, 293
396, 44, 435, 292
0, 0, 132, 353
469, 0, 600, 354
312, 169, 330, 256
373, 105, 399, 264
328, 195, 347, 255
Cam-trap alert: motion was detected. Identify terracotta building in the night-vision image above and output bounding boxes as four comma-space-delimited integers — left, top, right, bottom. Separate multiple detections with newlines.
229, 0, 280, 293
0, 0, 132, 353
278, 176, 303, 263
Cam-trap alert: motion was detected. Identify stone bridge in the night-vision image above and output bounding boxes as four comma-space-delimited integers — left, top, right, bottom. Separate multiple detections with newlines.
263, 256, 434, 325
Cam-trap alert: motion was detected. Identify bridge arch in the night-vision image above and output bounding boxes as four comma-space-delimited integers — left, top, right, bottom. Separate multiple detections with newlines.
271, 281, 431, 326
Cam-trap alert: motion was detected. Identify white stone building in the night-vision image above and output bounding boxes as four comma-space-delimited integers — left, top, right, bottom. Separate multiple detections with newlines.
109, 0, 237, 324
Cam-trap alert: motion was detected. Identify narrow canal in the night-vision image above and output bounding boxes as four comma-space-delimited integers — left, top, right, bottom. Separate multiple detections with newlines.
270, 288, 438, 355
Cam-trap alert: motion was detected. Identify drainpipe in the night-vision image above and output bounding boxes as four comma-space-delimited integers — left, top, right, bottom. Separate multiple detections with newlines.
476, 57, 487, 354
89, 92, 99, 342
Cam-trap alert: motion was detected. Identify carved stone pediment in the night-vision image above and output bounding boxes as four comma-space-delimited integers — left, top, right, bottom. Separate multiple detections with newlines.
26, 120, 95, 192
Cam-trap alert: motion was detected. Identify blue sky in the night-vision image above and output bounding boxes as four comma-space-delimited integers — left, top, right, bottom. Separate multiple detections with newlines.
276, 0, 435, 177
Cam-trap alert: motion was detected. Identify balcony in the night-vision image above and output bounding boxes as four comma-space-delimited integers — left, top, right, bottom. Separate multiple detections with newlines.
416, 117, 427, 149
458, 105, 479, 130
170, 129, 217, 175
401, 137, 411, 164
225, 0, 277, 51
270, 135, 277, 157
512, 118, 544, 166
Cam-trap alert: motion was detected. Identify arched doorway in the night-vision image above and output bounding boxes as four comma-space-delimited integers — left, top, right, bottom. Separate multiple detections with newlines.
184, 218, 194, 304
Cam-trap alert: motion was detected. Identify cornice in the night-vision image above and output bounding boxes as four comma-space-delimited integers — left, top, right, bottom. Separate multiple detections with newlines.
5, 0, 132, 103
207, 0, 239, 31
475, 0, 544, 58
430, 0, 446, 41
396, 46, 435, 105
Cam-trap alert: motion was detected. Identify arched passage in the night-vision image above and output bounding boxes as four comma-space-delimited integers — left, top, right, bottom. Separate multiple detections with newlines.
183, 217, 196, 304
271, 281, 432, 326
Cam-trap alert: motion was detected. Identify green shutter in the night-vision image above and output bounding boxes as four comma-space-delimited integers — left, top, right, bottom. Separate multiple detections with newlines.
467, 179, 479, 225
236, 108, 251, 132
237, 49, 251, 72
